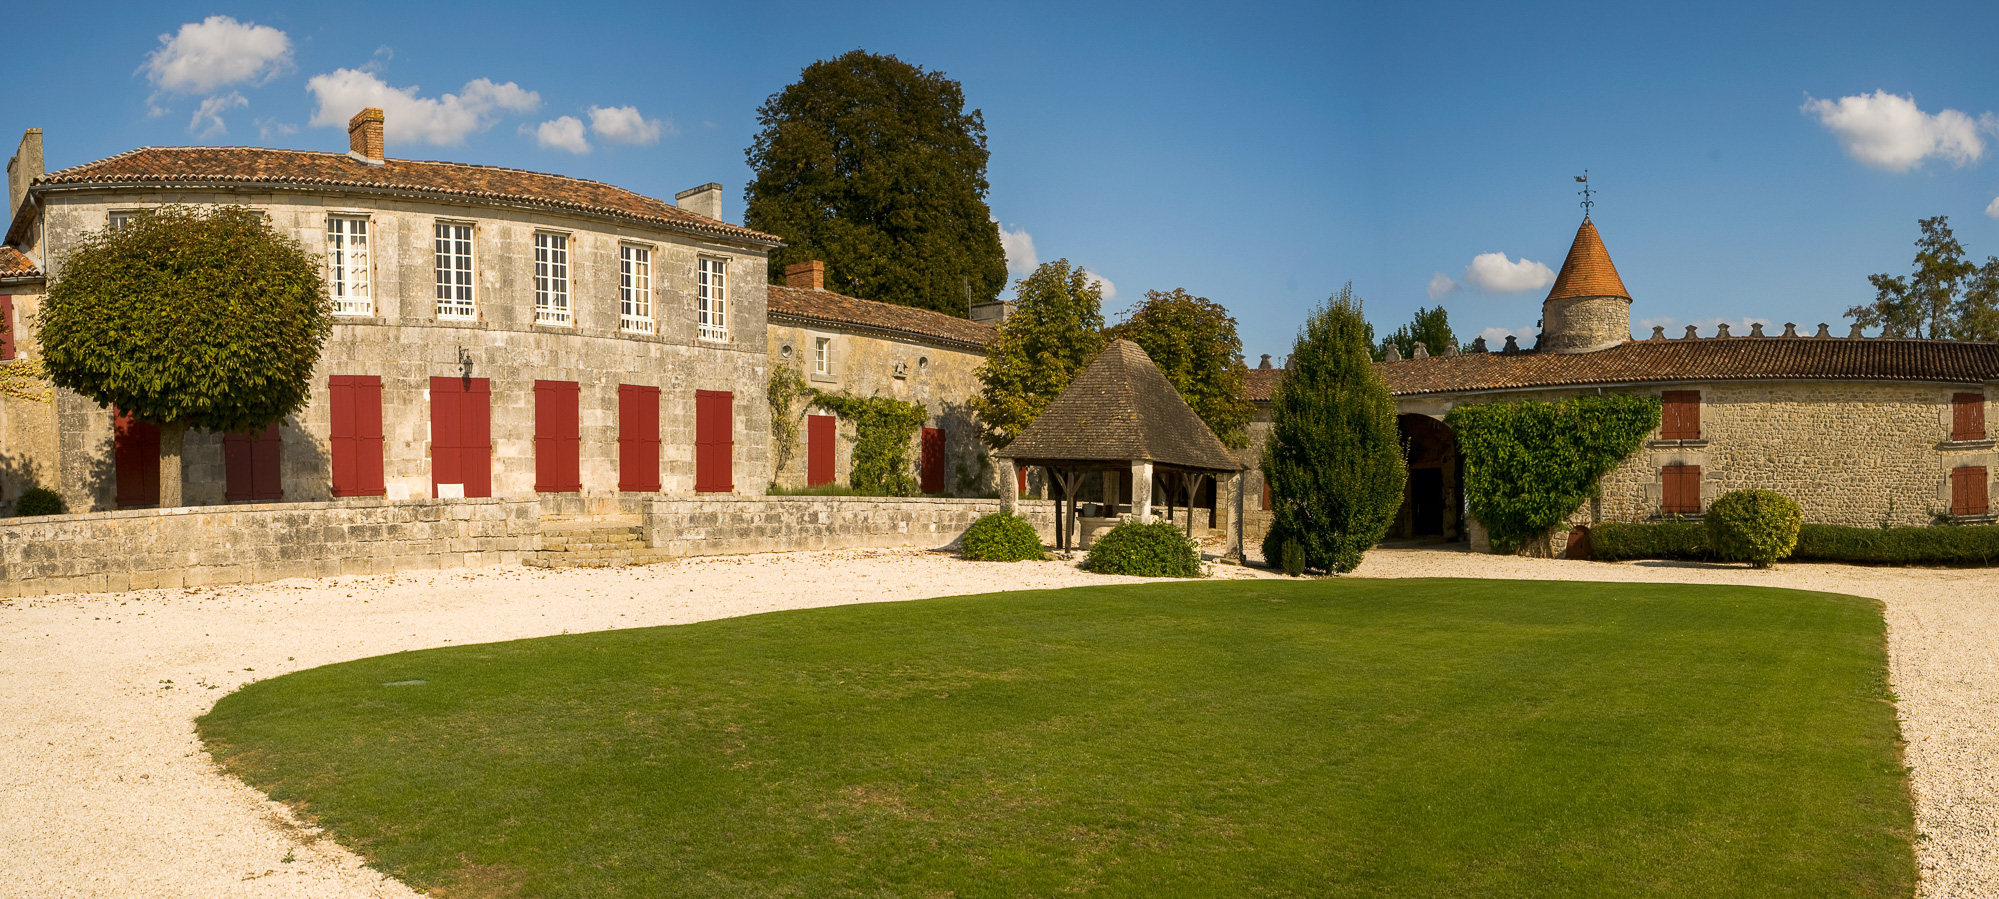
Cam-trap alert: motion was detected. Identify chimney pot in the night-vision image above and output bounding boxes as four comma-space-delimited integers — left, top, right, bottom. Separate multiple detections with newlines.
1816, 323, 1832, 338
785, 260, 826, 291
676, 182, 725, 221
347, 108, 385, 165
1257, 354, 1273, 370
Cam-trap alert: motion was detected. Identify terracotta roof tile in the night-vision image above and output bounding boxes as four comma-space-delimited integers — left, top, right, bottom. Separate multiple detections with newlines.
1545, 218, 1629, 301
998, 339, 1243, 472
0, 246, 39, 278
767, 284, 995, 351
23, 146, 780, 245
1247, 337, 1999, 400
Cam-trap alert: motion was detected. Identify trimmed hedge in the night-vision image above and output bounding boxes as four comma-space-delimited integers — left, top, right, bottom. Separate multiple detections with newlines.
15, 487, 63, 517
1083, 519, 1204, 578
960, 512, 1046, 562
1589, 519, 1999, 567
1705, 490, 1802, 568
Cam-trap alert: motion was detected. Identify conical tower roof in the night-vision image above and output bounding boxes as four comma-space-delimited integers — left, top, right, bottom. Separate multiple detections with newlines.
995, 339, 1242, 471
1544, 218, 1629, 301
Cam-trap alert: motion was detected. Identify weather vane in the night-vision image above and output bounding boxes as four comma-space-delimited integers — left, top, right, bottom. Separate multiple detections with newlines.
1574, 170, 1593, 219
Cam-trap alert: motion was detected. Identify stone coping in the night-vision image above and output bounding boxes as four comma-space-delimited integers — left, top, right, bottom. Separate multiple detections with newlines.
1, 495, 516, 528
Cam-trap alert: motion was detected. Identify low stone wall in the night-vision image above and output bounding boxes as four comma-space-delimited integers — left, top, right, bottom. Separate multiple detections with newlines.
0, 497, 539, 598
640, 496, 1056, 557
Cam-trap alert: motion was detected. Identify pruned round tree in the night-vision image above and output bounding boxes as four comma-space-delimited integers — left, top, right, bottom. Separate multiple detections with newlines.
40, 205, 332, 507
1107, 288, 1254, 449
1261, 284, 1405, 574
970, 259, 1106, 450
745, 49, 1008, 317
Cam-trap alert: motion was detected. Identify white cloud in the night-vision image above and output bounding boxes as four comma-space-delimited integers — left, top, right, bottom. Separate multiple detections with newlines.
1427, 272, 1458, 300
1801, 90, 1984, 172
1461, 252, 1555, 293
306, 69, 540, 147
1987, 195, 1999, 218
255, 118, 298, 142
995, 221, 1037, 275
527, 116, 590, 153
189, 92, 246, 138
587, 105, 668, 144
144, 16, 293, 95
1476, 326, 1531, 348
1083, 268, 1116, 301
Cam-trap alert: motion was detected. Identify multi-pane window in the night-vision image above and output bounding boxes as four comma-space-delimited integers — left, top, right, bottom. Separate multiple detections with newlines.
327, 216, 371, 315
107, 212, 133, 231
534, 232, 570, 326
697, 257, 728, 341
620, 245, 653, 333
434, 223, 475, 318
814, 337, 832, 374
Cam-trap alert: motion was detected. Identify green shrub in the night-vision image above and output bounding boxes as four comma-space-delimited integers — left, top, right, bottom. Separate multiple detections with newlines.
1589, 520, 1709, 561
1083, 519, 1203, 577
1793, 523, 1999, 566
15, 487, 63, 517
960, 512, 1046, 562
1279, 538, 1306, 577
1445, 395, 1660, 553
1705, 490, 1803, 568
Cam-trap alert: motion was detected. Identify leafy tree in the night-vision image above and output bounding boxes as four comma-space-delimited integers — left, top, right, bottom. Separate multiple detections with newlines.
745, 49, 1007, 317
1848, 216, 1999, 339
970, 259, 1106, 449
1107, 288, 1254, 448
40, 205, 331, 507
1375, 305, 1456, 361
1261, 284, 1405, 573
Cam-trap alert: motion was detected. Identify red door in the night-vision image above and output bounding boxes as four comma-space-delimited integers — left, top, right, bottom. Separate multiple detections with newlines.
224, 422, 283, 502
329, 375, 386, 497
807, 414, 835, 487
619, 385, 662, 492
920, 427, 946, 494
1, 295, 14, 360
113, 409, 161, 508
535, 381, 581, 492
1017, 465, 1028, 496
431, 376, 492, 498
694, 390, 733, 493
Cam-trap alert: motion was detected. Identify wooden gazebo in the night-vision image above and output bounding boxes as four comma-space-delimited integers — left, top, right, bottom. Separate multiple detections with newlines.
996, 339, 1246, 559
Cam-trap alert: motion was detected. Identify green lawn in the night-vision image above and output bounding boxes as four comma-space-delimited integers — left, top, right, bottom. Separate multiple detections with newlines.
198, 579, 1914, 898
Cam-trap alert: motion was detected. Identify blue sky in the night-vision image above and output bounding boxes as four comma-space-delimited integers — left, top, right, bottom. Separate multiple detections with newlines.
10, 1, 1999, 360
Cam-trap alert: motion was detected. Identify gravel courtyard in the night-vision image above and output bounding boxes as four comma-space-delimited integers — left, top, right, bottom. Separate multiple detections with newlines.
1, 547, 1991, 898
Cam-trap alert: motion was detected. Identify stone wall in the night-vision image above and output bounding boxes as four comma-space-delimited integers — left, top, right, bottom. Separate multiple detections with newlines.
640, 496, 1055, 556
1, 281, 56, 517
1540, 295, 1631, 353
0, 497, 539, 598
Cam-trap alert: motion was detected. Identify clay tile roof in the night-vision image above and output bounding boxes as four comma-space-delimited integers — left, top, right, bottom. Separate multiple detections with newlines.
1545, 218, 1629, 301
766, 283, 996, 351
1246, 337, 1999, 400
24, 146, 780, 245
1244, 367, 1284, 402
997, 339, 1243, 471
0, 246, 39, 279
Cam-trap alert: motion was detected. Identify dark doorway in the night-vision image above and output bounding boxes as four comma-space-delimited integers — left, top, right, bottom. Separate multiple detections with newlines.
1411, 467, 1444, 535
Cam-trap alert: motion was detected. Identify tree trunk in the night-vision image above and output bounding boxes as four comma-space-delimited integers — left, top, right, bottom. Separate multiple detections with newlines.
159, 421, 189, 508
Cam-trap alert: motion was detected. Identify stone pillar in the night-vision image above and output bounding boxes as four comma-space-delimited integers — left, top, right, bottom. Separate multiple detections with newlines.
1222, 471, 1245, 564
1130, 461, 1154, 522
998, 457, 1017, 514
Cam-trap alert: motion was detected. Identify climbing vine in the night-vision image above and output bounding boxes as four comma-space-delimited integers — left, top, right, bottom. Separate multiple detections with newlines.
1444, 395, 1660, 553
767, 365, 812, 478
0, 359, 53, 403
809, 392, 927, 496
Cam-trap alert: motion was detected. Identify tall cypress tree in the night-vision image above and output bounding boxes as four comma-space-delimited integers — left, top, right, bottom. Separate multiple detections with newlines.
745, 50, 1008, 317
1262, 284, 1406, 573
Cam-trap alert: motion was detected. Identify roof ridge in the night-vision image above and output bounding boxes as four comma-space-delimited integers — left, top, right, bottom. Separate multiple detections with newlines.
49, 145, 642, 194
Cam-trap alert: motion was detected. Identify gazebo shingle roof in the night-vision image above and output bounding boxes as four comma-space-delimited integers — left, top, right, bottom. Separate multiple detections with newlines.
997, 339, 1242, 471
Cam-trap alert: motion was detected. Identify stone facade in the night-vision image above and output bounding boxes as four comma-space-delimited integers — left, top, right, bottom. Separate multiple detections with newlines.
1539, 294, 1631, 353
640, 495, 1054, 556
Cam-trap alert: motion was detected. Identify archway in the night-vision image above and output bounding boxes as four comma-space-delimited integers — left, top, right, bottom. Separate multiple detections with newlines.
1393, 414, 1462, 541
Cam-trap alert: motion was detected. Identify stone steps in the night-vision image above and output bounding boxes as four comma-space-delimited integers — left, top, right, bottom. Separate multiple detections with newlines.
525, 517, 668, 569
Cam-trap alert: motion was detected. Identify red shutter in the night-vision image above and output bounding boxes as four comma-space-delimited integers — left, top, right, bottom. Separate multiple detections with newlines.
431, 376, 491, 498
1662, 464, 1702, 515
1953, 466, 1989, 516
921, 427, 946, 494
1261, 480, 1272, 510
329, 376, 385, 497
1954, 393, 1985, 442
113, 409, 161, 508
695, 390, 734, 493
1, 294, 14, 360
223, 422, 283, 502
535, 381, 581, 492
224, 431, 253, 502
1016, 465, 1028, 496
618, 385, 662, 492
1661, 391, 1700, 440
807, 414, 836, 487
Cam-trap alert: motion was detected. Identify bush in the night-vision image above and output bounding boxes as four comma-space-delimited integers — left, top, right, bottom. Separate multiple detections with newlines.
1589, 520, 1709, 561
1705, 490, 1803, 568
1588, 518, 1999, 567
15, 487, 63, 517
960, 512, 1046, 562
1083, 519, 1203, 577
1280, 538, 1306, 577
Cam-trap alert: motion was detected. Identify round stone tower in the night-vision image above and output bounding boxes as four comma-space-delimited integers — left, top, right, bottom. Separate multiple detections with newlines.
1539, 217, 1631, 353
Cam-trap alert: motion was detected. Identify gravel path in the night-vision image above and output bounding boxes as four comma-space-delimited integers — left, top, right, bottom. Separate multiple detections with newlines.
0, 547, 1991, 897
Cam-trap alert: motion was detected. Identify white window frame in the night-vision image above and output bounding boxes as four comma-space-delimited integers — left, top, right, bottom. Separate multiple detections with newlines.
814, 336, 832, 375
533, 231, 571, 326
327, 215, 372, 316
620, 244, 653, 333
434, 222, 476, 319
697, 256, 728, 342
107, 211, 135, 231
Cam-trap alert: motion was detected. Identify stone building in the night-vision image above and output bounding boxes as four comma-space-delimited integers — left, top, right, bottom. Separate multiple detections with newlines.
1242, 215, 1999, 555
765, 260, 999, 495
1, 110, 780, 514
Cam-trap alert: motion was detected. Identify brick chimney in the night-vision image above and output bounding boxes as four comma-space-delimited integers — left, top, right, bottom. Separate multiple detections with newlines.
347, 108, 385, 165
676, 182, 724, 220
785, 260, 825, 291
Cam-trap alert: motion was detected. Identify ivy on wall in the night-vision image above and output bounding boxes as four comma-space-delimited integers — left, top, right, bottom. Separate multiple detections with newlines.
809, 393, 928, 496
0, 359, 53, 403
767, 365, 812, 479
1444, 395, 1660, 553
